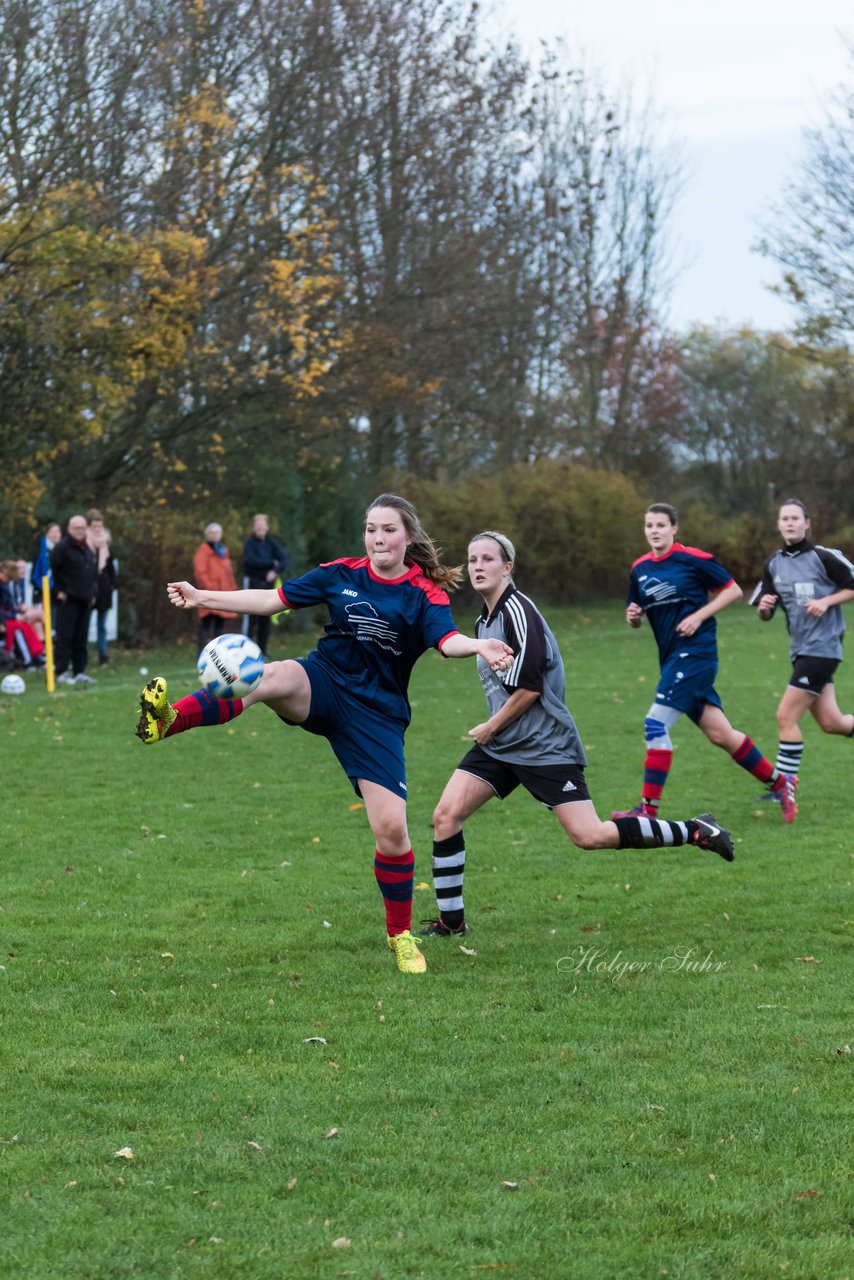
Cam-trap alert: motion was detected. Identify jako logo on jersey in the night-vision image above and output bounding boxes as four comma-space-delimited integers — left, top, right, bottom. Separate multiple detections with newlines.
341, 589, 359, 597
638, 575, 679, 603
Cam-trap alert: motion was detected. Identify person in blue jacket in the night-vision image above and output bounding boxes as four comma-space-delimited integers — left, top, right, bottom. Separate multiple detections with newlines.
242, 513, 287, 656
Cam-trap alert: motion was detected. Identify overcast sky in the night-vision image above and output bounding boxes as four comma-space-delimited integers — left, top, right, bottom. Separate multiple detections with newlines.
490, 0, 851, 332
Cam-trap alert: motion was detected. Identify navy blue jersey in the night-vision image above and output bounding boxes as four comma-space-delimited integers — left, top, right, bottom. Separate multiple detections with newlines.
627, 543, 734, 668
278, 557, 459, 724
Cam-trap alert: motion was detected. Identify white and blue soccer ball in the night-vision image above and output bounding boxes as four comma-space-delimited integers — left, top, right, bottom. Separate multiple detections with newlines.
197, 633, 265, 699
1, 674, 25, 696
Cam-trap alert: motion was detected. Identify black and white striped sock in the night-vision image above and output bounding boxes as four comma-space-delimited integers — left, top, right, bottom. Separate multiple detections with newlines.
613, 815, 691, 848
432, 830, 466, 929
774, 740, 803, 778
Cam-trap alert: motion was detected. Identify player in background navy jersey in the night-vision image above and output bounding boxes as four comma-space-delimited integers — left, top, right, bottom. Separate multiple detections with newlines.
751, 498, 854, 799
419, 531, 734, 939
612, 503, 797, 823
135, 495, 514, 975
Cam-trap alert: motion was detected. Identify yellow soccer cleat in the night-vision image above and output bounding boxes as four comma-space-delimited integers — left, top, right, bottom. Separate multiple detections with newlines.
136, 677, 177, 744
387, 930, 427, 974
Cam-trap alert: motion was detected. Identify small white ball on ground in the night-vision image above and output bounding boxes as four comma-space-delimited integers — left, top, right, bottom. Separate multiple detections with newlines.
139, 667, 149, 676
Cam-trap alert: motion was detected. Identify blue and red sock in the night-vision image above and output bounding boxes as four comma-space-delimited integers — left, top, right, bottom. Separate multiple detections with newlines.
374, 850, 415, 936
165, 689, 244, 737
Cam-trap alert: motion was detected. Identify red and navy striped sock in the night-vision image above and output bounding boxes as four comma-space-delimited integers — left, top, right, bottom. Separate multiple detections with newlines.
642, 747, 672, 813
164, 689, 245, 737
731, 735, 777, 785
374, 849, 415, 936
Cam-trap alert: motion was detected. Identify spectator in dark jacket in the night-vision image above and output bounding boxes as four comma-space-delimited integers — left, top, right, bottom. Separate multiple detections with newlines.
242, 513, 287, 657
50, 515, 98, 685
87, 509, 118, 665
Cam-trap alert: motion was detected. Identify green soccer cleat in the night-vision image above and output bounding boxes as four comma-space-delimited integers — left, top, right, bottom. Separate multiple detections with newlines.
387, 930, 427, 973
136, 677, 177, 744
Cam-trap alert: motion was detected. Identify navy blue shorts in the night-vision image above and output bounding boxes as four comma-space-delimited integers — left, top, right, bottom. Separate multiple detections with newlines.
282, 655, 408, 800
654, 657, 722, 726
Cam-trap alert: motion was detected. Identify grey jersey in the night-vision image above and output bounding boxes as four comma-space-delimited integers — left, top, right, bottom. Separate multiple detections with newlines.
474, 586, 586, 767
750, 539, 854, 660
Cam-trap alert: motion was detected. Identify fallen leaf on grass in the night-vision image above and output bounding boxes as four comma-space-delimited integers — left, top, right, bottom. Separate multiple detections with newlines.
459, 945, 477, 957
500, 1181, 519, 1191
114, 1147, 134, 1160
287, 1177, 297, 1190
324, 1128, 340, 1140
161, 952, 174, 959
347, 803, 364, 812
836, 1044, 851, 1055
64, 1180, 77, 1188
329, 1061, 340, 1071
795, 956, 819, 963
247, 1141, 262, 1151
793, 1189, 822, 1200
332, 1237, 351, 1248
415, 882, 431, 891
304, 1037, 328, 1045
140, 826, 150, 837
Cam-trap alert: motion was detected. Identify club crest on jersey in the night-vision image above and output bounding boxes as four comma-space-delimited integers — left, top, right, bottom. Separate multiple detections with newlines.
638, 574, 679, 603
345, 601, 402, 655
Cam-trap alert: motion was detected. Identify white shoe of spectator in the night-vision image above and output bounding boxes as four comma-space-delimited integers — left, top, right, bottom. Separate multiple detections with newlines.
56, 671, 76, 685
75, 672, 96, 685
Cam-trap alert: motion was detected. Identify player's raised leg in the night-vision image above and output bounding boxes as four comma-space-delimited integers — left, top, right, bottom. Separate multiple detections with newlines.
556, 800, 734, 861
136, 660, 312, 744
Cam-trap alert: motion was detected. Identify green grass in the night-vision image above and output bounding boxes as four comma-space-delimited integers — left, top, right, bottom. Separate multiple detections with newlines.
2, 605, 852, 1279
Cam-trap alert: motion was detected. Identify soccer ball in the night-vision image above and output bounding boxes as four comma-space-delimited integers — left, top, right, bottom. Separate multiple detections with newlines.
1, 674, 26, 696
197, 634, 265, 699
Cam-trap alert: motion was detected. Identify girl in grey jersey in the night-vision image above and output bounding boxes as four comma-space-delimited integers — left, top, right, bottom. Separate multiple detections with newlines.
752, 499, 854, 792
419, 532, 734, 938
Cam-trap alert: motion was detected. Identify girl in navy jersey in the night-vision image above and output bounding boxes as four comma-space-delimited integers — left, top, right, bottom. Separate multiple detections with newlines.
613, 503, 796, 822
419, 531, 734, 940
136, 495, 514, 975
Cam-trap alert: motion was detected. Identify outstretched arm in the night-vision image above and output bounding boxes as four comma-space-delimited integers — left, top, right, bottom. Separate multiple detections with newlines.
167, 581, 283, 616
439, 632, 513, 672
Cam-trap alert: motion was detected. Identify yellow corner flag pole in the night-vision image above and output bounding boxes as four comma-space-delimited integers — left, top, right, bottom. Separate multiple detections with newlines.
42, 576, 55, 693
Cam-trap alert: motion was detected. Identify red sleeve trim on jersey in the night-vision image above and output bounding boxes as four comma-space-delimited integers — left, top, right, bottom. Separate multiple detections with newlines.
709, 579, 736, 594
278, 586, 295, 608
436, 629, 461, 655
676, 543, 716, 560
321, 555, 369, 569
409, 569, 451, 605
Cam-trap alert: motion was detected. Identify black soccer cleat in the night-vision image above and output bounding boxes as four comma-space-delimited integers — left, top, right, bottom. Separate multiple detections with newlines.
417, 917, 468, 938
690, 813, 734, 862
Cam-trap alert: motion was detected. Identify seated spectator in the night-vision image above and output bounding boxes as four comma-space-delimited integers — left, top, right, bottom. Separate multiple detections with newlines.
11, 559, 45, 639
0, 560, 45, 669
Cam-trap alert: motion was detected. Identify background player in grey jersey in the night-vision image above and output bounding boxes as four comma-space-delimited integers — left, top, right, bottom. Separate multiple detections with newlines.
419, 531, 734, 938
752, 498, 854, 799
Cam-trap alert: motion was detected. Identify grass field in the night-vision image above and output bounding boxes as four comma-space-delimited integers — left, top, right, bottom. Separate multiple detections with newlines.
2, 603, 852, 1280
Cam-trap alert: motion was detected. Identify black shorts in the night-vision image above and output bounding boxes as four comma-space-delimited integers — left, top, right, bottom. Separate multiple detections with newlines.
789, 655, 840, 696
456, 744, 590, 809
